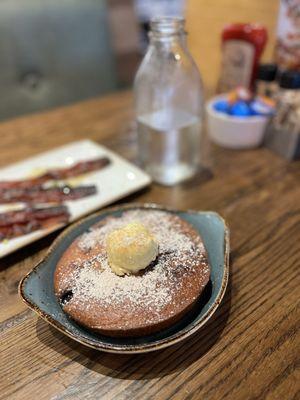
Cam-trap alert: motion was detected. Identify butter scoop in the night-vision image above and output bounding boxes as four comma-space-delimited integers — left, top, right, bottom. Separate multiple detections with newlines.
106, 222, 159, 276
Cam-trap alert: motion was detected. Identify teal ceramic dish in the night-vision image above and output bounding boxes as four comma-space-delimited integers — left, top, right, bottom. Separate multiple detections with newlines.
19, 203, 229, 354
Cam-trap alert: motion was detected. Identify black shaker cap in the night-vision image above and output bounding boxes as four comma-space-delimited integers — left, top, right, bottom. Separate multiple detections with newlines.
257, 63, 278, 82
279, 70, 300, 89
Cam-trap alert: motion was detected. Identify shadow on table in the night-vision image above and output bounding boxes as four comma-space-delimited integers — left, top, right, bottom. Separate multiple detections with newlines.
36, 279, 231, 380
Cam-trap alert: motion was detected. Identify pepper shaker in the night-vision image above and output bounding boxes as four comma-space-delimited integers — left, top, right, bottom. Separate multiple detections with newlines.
256, 63, 278, 99
264, 70, 300, 160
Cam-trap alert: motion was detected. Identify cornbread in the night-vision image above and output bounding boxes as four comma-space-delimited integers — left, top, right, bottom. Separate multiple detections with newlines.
54, 209, 210, 337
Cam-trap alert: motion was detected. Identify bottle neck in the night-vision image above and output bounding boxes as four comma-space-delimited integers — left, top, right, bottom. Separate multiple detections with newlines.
149, 17, 186, 45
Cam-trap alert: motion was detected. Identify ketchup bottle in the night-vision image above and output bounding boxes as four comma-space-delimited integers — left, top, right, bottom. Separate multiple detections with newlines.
217, 23, 268, 93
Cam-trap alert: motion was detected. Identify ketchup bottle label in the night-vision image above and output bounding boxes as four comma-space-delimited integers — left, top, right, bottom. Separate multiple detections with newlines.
217, 23, 267, 92
218, 39, 255, 92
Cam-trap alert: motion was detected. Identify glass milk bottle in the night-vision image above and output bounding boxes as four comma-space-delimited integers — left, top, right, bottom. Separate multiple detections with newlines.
134, 17, 203, 185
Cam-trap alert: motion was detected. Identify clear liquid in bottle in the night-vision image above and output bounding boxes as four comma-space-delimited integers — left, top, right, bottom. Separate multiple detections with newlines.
137, 108, 201, 185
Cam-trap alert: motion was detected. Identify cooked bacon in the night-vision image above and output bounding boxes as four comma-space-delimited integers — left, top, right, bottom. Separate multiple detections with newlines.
0, 205, 69, 227
0, 212, 69, 241
0, 157, 110, 190
0, 184, 97, 204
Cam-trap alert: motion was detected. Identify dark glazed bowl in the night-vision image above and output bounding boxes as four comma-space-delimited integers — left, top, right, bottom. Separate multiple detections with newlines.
19, 203, 229, 354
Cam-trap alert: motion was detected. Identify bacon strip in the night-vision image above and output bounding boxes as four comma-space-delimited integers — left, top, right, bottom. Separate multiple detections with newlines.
0, 205, 69, 227
0, 206, 70, 240
0, 157, 110, 190
0, 185, 97, 204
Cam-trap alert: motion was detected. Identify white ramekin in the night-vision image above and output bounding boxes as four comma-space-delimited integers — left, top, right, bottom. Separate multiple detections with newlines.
206, 96, 270, 149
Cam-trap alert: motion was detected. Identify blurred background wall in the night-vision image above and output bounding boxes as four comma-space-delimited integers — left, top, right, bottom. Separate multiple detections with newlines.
186, 0, 280, 90
0, 0, 280, 120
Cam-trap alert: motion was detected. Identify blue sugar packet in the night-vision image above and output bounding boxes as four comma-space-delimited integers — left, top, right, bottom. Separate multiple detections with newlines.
230, 101, 252, 117
213, 100, 229, 114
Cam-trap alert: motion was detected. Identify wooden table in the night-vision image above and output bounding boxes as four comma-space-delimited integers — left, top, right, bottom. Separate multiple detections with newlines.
0, 91, 299, 400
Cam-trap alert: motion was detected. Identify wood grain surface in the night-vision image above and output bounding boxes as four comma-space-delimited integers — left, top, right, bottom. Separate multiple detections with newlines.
0, 91, 299, 400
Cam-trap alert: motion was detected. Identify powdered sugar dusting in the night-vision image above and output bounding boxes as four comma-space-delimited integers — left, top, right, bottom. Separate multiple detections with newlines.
79, 210, 204, 254
64, 210, 208, 313
72, 254, 173, 310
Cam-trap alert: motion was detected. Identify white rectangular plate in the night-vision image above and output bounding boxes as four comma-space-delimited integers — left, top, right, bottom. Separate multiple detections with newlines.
0, 140, 151, 258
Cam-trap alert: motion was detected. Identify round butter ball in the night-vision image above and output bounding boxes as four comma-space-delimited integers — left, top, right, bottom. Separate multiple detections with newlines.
106, 222, 159, 276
